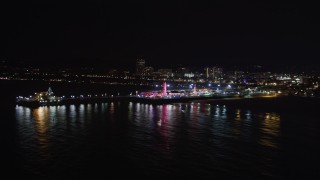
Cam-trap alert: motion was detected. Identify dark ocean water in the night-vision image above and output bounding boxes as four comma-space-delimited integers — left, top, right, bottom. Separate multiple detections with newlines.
1, 80, 320, 179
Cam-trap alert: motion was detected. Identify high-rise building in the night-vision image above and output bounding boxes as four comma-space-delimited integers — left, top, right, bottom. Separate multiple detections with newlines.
213, 67, 223, 83
204, 67, 223, 82
136, 58, 145, 75
204, 67, 213, 79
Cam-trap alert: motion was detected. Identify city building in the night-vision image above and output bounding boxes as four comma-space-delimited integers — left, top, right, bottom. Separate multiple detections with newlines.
204, 67, 223, 83
136, 58, 145, 75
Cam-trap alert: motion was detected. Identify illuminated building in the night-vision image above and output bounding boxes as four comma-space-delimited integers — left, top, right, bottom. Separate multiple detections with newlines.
136, 58, 145, 75
204, 67, 223, 83
184, 72, 195, 78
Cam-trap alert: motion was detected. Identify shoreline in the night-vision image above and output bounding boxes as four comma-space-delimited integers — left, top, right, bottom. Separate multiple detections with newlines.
16, 94, 286, 107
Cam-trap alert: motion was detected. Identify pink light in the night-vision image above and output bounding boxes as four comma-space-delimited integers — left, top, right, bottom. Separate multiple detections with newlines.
162, 104, 167, 122
163, 82, 167, 96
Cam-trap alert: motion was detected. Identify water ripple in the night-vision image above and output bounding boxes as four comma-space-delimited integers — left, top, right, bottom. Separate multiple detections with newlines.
11, 100, 320, 179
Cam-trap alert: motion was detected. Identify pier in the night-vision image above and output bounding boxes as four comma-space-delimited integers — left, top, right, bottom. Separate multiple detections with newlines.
16, 94, 246, 107
16, 83, 280, 107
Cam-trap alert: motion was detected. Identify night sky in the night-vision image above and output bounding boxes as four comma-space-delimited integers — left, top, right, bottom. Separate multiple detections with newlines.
1, 1, 320, 70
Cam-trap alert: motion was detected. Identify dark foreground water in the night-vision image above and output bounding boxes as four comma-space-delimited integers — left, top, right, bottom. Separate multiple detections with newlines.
1, 81, 320, 179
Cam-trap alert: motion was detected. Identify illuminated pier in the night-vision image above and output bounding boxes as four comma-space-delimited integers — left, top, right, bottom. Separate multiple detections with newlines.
16, 82, 282, 107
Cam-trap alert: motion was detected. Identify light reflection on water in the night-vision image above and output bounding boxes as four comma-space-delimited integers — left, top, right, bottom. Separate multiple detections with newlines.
259, 113, 280, 149
14, 101, 284, 178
